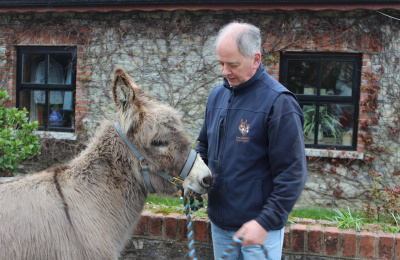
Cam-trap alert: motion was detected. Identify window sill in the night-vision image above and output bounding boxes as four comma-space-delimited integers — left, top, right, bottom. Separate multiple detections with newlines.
305, 148, 364, 160
36, 131, 77, 141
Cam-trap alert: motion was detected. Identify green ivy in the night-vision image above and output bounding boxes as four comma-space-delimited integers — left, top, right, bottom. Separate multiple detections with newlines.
0, 89, 40, 177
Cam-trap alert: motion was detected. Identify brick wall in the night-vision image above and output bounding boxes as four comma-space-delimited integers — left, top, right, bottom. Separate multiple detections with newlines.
1, 9, 400, 211
121, 211, 213, 260
1, 10, 384, 151
284, 223, 399, 259
121, 211, 400, 260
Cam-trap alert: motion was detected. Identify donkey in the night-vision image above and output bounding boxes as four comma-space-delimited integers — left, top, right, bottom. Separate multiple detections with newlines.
0, 68, 212, 260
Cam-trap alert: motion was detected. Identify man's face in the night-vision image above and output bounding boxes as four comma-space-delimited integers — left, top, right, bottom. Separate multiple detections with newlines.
216, 37, 260, 87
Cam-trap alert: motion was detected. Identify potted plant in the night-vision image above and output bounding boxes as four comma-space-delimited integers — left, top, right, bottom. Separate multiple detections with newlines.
303, 105, 342, 142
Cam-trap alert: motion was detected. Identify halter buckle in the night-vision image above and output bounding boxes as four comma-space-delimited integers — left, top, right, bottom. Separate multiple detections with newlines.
171, 177, 184, 186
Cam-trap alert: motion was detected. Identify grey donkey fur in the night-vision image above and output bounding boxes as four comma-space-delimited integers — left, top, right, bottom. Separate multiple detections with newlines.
0, 68, 212, 260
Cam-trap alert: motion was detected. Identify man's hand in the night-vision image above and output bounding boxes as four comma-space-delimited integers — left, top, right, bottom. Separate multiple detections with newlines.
233, 220, 268, 246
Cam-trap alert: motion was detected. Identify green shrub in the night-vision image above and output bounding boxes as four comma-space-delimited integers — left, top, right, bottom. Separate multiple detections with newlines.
363, 170, 400, 224
0, 90, 40, 177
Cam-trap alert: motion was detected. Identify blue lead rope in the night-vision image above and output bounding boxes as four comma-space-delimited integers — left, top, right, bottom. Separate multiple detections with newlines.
218, 235, 272, 260
183, 195, 203, 260
183, 195, 271, 260
217, 237, 244, 260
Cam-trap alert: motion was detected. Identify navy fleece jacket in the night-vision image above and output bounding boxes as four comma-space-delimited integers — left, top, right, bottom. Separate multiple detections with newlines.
196, 63, 307, 231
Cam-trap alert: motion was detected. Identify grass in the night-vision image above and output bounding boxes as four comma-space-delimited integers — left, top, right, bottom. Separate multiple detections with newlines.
145, 195, 400, 233
290, 206, 339, 221
145, 194, 208, 217
146, 195, 346, 221
290, 206, 400, 233
146, 193, 184, 207
145, 195, 346, 220
326, 207, 365, 231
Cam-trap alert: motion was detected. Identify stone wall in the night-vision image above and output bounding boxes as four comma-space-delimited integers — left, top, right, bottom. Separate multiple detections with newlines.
121, 211, 400, 260
1, 9, 400, 208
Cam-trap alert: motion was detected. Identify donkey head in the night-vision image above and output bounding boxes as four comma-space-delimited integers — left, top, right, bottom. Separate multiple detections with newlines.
112, 68, 212, 196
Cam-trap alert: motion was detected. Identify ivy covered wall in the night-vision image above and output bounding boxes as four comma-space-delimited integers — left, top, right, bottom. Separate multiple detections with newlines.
0, 9, 399, 209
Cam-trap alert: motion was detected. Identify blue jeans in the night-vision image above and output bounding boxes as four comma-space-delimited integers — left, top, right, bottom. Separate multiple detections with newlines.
211, 222, 284, 260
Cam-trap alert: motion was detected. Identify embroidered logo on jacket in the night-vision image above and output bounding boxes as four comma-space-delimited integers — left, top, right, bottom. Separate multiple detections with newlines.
237, 119, 251, 142
238, 119, 250, 136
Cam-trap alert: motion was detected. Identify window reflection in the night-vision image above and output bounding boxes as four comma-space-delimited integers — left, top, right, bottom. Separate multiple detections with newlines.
287, 60, 318, 95
286, 60, 353, 96
22, 54, 45, 83
22, 53, 73, 84
321, 61, 353, 96
20, 90, 75, 129
20, 90, 45, 127
329, 103, 355, 146
303, 104, 354, 146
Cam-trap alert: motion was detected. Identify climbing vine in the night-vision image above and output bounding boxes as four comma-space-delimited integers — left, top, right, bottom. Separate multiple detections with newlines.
259, 10, 400, 209
0, 10, 399, 210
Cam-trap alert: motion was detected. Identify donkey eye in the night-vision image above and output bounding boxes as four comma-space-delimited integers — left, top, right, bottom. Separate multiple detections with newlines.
151, 140, 169, 147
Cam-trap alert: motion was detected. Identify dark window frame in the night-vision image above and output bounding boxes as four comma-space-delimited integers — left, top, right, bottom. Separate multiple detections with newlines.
16, 46, 77, 132
279, 52, 362, 150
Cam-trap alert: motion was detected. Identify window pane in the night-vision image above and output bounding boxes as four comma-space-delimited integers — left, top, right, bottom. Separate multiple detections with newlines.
20, 90, 46, 127
321, 61, 353, 96
49, 90, 75, 129
287, 60, 318, 95
330, 103, 355, 146
22, 54, 45, 83
320, 104, 343, 145
19, 90, 75, 129
303, 104, 318, 144
49, 54, 74, 84
303, 103, 355, 146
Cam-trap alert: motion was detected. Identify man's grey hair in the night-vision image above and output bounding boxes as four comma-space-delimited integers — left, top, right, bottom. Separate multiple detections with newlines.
216, 21, 262, 58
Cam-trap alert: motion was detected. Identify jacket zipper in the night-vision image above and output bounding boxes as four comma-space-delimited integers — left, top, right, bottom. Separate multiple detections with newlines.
218, 88, 235, 226
215, 117, 224, 161
228, 89, 235, 103
218, 89, 234, 170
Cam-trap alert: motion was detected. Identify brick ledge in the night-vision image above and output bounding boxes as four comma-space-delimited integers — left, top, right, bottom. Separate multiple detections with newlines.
305, 148, 364, 160
133, 211, 399, 260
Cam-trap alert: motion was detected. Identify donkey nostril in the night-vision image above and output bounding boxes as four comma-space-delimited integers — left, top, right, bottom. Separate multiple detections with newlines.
202, 176, 212, 188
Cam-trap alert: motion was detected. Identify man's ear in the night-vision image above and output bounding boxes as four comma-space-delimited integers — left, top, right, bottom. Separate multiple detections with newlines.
253, 52, 262, 69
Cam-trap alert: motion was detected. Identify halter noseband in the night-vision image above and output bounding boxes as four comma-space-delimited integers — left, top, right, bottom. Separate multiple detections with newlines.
114, 122, 197, 194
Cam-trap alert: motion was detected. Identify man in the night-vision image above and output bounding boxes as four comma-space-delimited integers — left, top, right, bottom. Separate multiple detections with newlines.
195, 21, 307, 260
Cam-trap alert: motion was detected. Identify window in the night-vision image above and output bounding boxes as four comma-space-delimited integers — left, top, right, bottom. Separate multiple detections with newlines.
17, 47, 77, 132
279, 53, 361, 150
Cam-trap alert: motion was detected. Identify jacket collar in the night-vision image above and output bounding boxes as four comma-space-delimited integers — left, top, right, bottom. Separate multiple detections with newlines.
222, 62, 265, 94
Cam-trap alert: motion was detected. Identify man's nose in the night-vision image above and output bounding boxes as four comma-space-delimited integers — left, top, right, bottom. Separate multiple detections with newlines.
222, 65, 230, 76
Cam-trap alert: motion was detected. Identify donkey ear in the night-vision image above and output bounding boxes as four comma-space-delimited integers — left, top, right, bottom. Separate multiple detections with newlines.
112, 68, 141, 132
113, 68, 134, 109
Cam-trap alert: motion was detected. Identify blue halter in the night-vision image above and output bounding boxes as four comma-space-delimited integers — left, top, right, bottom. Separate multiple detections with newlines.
114, 122, 197, 194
